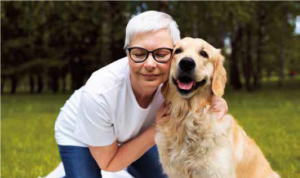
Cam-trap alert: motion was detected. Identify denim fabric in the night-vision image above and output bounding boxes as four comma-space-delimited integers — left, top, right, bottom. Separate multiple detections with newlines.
127, 145, 168, 178
58, 145, 167, 178
58, 145, 101, 178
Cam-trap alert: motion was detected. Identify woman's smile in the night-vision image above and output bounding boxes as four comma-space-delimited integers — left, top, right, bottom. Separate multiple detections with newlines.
141, 73, 161, 80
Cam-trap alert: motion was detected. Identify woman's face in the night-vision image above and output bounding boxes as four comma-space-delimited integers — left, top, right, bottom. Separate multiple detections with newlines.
127, 29, 174, 92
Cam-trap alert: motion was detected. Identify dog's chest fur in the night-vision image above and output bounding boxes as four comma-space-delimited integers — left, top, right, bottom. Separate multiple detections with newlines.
156, 107, 236, 178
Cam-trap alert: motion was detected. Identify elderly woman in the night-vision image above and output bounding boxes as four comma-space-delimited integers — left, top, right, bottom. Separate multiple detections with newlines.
54, 11, 227, 178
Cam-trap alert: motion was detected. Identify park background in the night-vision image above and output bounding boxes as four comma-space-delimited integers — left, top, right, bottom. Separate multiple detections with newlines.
1, 1, 299, 177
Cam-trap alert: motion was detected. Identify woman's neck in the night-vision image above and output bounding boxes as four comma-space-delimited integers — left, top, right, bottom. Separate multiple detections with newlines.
131, 77, 157, 109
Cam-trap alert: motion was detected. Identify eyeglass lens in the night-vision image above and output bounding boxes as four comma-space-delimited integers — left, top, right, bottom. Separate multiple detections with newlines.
130, 48, 172, 62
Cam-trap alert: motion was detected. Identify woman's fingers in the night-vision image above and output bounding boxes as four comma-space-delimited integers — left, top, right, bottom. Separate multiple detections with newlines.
156, 101, 171, 123
210, 96, 228, 120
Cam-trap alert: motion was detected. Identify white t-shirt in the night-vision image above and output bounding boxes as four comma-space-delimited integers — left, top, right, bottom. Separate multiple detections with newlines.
54, 57, 164, 147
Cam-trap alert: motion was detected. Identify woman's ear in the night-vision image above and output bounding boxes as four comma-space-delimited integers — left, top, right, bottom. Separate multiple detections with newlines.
212, 53, 227, 97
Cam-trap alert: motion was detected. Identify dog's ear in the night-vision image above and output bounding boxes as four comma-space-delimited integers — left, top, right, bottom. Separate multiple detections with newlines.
161, 80, 169, 99
212, 53, 226, 97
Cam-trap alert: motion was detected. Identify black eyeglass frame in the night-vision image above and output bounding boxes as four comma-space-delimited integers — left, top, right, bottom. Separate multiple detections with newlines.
126, 47, 174, 63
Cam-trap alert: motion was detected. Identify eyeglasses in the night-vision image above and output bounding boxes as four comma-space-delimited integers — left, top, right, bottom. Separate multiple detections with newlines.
126, 47, 173, 63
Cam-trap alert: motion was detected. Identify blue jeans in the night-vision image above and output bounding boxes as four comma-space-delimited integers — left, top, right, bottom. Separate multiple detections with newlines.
58, 145, 167, 178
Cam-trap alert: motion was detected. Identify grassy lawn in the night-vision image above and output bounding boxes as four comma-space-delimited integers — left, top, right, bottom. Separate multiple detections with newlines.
224, 79, 300, 177
1, 93, 70, 177
1, 79, 300, 178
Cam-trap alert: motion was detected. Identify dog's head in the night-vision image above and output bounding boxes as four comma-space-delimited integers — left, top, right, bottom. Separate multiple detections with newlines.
163, 37, 226, 100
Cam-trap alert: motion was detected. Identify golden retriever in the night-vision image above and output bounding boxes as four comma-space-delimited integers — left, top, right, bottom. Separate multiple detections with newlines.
155, 37, 279, 178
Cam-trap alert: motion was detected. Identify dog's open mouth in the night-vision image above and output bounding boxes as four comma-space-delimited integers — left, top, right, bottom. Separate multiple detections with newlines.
172, 76, 207, 95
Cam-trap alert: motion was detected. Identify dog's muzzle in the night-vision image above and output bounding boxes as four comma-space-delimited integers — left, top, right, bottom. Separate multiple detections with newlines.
172, 57, 207, 96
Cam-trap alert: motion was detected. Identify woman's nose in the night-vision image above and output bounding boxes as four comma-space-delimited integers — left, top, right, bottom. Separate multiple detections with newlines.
144, 54, 157, 70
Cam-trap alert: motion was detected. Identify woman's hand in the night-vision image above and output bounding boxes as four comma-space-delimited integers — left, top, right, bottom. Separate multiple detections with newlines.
155, 101, 171, 124
210, 96, 228, 120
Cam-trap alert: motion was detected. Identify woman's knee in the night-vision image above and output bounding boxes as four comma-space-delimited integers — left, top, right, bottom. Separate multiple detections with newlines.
58, 145, 102, 178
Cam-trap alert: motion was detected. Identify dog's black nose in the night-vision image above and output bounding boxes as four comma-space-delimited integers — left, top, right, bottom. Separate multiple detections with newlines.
179, 58, 195, 71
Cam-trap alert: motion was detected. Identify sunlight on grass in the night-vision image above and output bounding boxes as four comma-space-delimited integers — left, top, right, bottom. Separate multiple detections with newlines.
1, 79, 300, 177
1, 94, 69, 177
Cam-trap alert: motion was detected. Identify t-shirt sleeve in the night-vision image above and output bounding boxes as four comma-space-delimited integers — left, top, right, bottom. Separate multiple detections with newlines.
74, 90, 116, 146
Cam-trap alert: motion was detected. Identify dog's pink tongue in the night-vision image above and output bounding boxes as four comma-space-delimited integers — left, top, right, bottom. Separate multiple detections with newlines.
177, 80, 194, 90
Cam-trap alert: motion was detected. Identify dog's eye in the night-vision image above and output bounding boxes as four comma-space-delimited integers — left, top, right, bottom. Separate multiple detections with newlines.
200, 51, 209, 58
175, 48, 182, 54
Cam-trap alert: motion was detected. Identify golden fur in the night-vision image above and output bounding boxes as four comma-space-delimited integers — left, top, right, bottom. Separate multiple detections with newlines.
155, 37, 279, 178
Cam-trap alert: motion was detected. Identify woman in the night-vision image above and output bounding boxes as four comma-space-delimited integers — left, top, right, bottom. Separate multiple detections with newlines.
54, 11, 228, 178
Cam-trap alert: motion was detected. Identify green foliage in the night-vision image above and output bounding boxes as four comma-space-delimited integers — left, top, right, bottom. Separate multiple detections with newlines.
1, 1, 298, 93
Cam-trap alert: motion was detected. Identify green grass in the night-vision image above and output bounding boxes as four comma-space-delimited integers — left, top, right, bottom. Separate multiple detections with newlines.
224, 79, 300, 177
1, 79, 300, 178
1, 94, 70, 178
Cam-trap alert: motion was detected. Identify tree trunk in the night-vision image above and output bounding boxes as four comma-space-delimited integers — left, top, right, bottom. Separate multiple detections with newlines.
253, 4, 266, 89
278, 14, 286, 87
229, 27, 243, 90
243, 24, 254, 91
37, 73, 44, 93
61, 66, 68, 93
10, 75, 18, 94
278, 38, 285, 87
62, 76, 67, 92
48, 66, 60, 93
1, 76, 6, 94
71, 57, 85, 90
29, 74, 35, 94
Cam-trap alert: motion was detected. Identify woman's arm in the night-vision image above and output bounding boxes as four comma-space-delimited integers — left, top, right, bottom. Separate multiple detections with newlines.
89, 101, 170, 172
89, 126, 156, 172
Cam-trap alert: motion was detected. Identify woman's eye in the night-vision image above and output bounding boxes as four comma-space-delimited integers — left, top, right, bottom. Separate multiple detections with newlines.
175, 48, 182, 54
133, 53, 146, 57
200, 51, 208, 58
156, 53, 167, 57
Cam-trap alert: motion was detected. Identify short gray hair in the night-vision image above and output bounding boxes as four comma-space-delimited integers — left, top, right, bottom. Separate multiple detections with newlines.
124, 10, 181, 49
